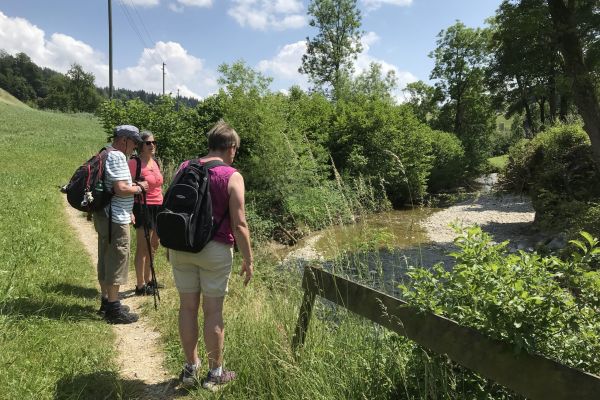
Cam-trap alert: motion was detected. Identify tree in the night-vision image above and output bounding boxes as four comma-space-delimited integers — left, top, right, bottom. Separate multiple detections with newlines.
429, 21, 495, 173
65, 64, 101, 113
347, 62, 397, 102
299, 0, 363, 99
546, 0, 600, 165
487, 0, 569, 137
403, 80, 442, 123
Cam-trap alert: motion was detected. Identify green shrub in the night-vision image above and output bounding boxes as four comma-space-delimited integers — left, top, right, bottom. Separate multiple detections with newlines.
401, 226, 600, 393
427, 130, 466, 193
502, 123, 600, 232
330, 100, 434, 206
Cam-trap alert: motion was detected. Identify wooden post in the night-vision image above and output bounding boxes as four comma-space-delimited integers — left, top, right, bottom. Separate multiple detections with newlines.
291, 267, 317, 353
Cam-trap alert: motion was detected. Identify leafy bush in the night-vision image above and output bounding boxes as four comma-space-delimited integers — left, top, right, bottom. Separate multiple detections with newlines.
401, 226, 600, 380
330, 100, 434, 206
502, 123, 600, 232
427, 129, 466, 193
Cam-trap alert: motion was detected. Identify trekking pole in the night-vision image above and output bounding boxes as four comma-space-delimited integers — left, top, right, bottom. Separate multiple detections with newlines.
139, 188, 160, 310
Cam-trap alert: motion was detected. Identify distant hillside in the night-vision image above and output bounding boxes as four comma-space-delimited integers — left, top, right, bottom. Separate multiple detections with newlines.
0, 87, 28, 108
0, 50, 199, 111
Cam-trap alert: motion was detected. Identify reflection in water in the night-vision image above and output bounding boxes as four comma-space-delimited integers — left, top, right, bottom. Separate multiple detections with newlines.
278, 207, 454, 298
314, 208, 438, 259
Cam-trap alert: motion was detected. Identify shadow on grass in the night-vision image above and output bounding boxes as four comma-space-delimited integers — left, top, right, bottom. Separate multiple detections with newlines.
45, 283, 100, 300
0, 297, 98, 321
54, 371, 187, 400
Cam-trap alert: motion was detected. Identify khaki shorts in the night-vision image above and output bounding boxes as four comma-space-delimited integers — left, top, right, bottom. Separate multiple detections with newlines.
170, 241, 234, 297
94, 212, 130, 285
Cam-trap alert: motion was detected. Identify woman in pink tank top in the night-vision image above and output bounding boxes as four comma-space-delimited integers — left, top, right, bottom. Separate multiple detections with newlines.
169, 120, 253, 389
127, 131, 164, 296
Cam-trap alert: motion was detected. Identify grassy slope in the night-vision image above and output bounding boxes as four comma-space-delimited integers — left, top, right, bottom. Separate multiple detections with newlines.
0, 103, 134, 399
0, 88, 29, 108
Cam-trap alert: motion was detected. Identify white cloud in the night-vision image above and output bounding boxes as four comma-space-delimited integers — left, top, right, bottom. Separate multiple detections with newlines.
128, 0, 161, 7
0, 11, 107, 84
116, 41, 217, 98
257, 40, 307, 86
177, 0, 212, 7
169, 3, 185, 12
362, 0, 413, 10
228, 0, 306, 30
0, 11, 217, 99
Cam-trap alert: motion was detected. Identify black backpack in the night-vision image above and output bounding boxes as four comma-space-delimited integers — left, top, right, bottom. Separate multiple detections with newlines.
62, 146, 115, 212
156, 160, 228, 253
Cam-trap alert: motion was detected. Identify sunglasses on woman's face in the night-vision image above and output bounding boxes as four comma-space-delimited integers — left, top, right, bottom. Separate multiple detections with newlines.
145, 141, 156, 146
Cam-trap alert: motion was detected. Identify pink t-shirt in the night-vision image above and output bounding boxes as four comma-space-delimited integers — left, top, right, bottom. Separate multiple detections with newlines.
178, 159, 236, 245
128, 158, 164, 205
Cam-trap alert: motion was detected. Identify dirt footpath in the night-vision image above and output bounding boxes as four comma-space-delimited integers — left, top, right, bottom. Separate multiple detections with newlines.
62, 198, 177, 399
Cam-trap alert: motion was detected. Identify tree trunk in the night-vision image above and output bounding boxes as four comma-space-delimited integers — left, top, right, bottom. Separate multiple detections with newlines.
548, 0, 600, 165
517, 76, 535, 137
559, 93, 569, 121
548, 72, 557, 121
539, 97, 546, 129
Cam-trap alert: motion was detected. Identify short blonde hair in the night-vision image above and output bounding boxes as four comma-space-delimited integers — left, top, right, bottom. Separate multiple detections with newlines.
207, 120, 240, 151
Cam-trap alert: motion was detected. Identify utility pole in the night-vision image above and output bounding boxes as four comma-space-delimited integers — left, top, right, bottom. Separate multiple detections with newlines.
162, 62, 166, 95
108, 0, 113, 99
176, 88, 180, 111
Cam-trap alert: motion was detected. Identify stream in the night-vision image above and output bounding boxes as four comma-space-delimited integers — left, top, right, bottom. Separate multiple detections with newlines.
279, 176, 537, 296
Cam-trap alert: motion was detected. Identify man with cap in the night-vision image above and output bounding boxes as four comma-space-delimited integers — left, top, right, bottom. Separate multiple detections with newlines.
95, 125, 149, 324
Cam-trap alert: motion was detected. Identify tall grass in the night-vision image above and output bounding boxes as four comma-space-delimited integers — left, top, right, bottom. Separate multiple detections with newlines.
145, 161, 469, 399
0, 104, 138, 399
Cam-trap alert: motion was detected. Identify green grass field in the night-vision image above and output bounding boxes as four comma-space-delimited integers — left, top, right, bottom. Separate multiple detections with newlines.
0, 103, 141, 399
488, 154, 509, 171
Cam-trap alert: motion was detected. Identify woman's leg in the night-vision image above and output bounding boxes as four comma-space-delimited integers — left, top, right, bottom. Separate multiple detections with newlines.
179, 292, 202, 366
202, 295, 225, 369
134, 227, 148, 288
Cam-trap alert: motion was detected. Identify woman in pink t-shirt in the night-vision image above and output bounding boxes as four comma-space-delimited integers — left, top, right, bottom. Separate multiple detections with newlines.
128, 131, 164, 296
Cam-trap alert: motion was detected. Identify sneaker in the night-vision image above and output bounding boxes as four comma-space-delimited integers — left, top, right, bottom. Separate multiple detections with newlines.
104, 304, 139, 324
179, 363, 200, 388
134, 284, 155, 296
147, 279, 165, 289
201, 369, 236, 391
98, 299, 130, 315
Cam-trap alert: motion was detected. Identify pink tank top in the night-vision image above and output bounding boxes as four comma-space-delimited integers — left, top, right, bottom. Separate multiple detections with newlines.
178, 159, 236, 245
128, 158, 164, 205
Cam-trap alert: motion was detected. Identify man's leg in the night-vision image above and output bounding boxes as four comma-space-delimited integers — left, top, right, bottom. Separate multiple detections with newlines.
106, 284, 120, 302
202, 295, 225, 369
179, 292, 202, 366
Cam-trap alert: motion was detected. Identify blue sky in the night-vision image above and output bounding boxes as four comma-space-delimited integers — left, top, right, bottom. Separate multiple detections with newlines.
0, 0, 501, 99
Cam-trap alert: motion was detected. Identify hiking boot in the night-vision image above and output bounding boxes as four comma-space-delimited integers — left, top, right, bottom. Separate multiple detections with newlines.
147, 279, 164, 289
134, 283, 155, 296
201, 369, 236, 391
179, 363, 201, 388
98, 298, 129, 315
104, 303, 139, 324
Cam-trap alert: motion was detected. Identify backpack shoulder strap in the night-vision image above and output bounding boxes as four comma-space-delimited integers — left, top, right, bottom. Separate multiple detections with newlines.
131, 155, 142, 181
201, 160, 228, 170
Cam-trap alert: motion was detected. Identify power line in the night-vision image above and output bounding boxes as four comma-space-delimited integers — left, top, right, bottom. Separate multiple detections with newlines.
127, 0, 158, 53
117, 0, 163, 66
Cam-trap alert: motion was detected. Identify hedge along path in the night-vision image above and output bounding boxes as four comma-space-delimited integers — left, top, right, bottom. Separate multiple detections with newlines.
62, 196, 177, 399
